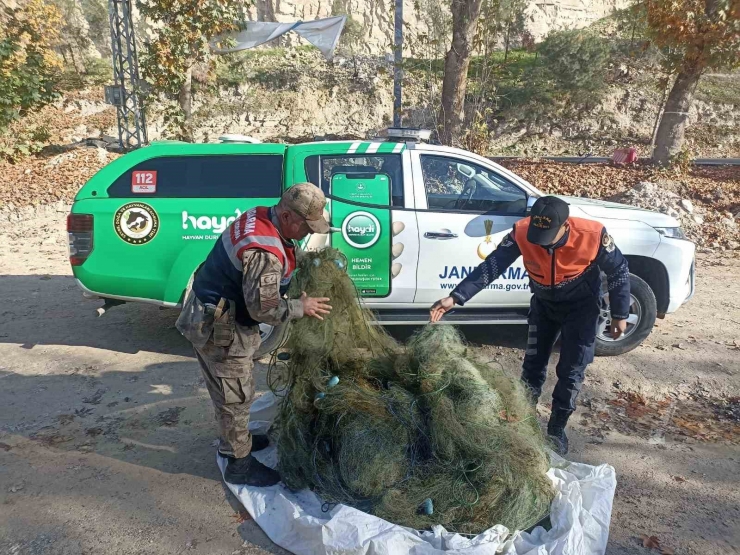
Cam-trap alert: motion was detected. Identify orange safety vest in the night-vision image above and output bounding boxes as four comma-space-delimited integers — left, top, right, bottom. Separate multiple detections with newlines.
514, 216, 604, 287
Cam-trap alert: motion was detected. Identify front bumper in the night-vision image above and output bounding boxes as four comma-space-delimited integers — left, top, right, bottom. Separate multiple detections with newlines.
652, 236, 696, 314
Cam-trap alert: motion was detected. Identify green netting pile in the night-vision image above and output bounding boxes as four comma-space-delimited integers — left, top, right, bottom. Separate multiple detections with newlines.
270, 248, 554, 534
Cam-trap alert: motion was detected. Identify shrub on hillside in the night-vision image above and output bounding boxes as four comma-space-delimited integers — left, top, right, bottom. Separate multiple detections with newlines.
495, 30, 611, 123
0, 0, 64, 130
537, 29, 611, 105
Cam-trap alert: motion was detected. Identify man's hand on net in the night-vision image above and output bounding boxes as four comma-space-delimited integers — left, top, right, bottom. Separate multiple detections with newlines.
430, 297, 455, 323
301, 292, 332, 320
610, 318, 627, 339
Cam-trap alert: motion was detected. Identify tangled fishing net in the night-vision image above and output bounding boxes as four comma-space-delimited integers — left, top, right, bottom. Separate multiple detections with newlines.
270, 248, 554, 534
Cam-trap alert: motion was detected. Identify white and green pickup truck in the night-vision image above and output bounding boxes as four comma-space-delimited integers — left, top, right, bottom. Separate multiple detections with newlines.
68, 128, 696, 356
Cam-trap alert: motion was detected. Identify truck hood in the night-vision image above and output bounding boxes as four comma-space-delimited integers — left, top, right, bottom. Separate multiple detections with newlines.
555, 195, 680, 228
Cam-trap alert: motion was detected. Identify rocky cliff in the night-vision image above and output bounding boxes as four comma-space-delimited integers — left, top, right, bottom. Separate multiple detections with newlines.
3, 0, 630, 59
244, 0, 630, 52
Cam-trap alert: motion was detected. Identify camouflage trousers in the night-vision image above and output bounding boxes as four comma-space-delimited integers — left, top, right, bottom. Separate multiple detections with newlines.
193, 322, 262, 459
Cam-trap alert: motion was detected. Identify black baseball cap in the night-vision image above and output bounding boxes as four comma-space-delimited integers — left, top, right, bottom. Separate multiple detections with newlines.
527, 196, 570, 246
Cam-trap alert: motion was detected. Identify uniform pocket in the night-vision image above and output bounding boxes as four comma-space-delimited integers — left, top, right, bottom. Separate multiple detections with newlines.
227, 324, 261, 358
176, 292, 216, 349
221, 376, 254, 405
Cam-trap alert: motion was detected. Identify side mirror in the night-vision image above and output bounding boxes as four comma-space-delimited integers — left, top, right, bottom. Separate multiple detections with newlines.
526, 196, 537, 213
457, 163, 475, 178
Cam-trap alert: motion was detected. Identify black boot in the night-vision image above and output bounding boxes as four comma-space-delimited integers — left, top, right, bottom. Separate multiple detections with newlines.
250, 434, 269, 452
224, 455, 280, 487
547, 408, 572, 456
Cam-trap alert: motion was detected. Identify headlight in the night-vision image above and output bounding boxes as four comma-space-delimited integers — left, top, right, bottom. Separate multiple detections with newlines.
654, 227, 686, 239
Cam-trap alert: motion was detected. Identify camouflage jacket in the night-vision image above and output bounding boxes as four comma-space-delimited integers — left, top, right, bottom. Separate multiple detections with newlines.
176, 249, 304, 349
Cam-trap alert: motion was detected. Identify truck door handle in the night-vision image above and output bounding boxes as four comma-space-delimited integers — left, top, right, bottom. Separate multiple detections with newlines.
424, 231, 458, 240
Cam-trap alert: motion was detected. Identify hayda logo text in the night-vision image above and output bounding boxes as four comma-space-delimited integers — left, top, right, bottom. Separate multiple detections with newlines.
182, 209, 243, 235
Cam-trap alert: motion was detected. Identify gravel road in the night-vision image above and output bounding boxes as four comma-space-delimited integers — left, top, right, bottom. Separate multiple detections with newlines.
1, 208, 737, 555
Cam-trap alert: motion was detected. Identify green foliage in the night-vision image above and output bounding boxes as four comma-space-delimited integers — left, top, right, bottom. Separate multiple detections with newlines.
332, 0, 364, 54
407, 0, 451, 62
476, 0, 528, 55
58, 57, 113, 90
50, 0, 92, 68
0, 0, 63, 130
79, 0, 110, 56
468, 30, 608, 126
338, 16, 364, 54
138, 0, 243, 94
594, 4, 664, 69
83, 57, 114, 85
214, 47, 336, 92
461, 108, 494, 154
331, 0, 364, 76
645, 0, 740, 74
494, 30, 611, 120
137, 0, 247, 138
668, 147, 693, 174
695, 73, 740, 105
537, 29, 611, 98
214, 52, 254, 88
0, 124, 51, 162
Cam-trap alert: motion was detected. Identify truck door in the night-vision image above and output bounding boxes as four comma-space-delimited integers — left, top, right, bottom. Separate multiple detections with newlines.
411, 151, 532, 307
301, 147, 418, 304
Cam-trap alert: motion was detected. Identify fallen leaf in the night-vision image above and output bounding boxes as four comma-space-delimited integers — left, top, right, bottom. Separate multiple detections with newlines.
641, 534, 661, 550
232, 510, 252, 523
672, 475, 687, 483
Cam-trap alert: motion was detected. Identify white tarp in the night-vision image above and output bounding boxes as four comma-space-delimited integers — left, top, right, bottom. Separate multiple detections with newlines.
219, 393, 617, 555
210, 16, 347, 60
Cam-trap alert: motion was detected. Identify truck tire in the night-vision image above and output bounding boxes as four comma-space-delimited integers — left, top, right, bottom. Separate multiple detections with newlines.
595, 273, 656, 357
254, 323, 289, 359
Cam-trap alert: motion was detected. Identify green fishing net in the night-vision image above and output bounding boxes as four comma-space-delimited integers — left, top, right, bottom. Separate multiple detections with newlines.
269, 248, 554, 534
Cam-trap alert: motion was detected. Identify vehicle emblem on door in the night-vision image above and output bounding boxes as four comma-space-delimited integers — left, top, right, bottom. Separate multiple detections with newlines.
114, 202, 160, 245
356, 183, 366, 191
477, 219, 496, 259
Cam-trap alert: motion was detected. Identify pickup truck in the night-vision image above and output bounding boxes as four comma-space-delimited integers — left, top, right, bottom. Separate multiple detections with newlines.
67, 129, 696, 357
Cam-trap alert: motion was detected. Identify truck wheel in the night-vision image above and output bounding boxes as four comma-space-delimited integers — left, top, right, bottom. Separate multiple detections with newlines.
594, 274, 656, 357
254, 323, 288, 359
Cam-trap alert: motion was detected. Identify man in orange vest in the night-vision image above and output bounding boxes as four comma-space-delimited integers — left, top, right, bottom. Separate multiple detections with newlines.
430, 196, 630, 455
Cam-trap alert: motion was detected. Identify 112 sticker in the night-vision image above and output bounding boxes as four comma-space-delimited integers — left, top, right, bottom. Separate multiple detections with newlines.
132, 170, 157, 194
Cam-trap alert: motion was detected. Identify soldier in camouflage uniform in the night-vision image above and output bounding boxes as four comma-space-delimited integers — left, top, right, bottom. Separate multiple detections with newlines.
177, 183, 332, 486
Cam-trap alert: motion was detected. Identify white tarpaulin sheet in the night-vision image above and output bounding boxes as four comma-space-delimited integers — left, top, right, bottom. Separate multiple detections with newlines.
210, 16, 346, 60
219, 393, 617, 555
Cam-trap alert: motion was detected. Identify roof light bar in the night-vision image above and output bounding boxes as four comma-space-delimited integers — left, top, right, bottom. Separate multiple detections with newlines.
385, 128, 432, 142
219, 134, 262, 144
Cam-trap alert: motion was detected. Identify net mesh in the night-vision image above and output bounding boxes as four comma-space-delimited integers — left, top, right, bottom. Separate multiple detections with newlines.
270, 248, 554, 534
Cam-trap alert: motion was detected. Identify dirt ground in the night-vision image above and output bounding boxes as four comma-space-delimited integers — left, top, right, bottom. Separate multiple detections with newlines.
0, 208, 738, 555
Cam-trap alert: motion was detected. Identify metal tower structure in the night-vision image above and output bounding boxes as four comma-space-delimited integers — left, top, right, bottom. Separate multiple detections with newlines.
393, 0, 403, 127
106, 0, 148, 150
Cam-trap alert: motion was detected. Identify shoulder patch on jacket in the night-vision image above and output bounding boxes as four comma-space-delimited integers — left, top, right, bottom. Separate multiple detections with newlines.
602, 233, 615, 252
259, 272, 280, 310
